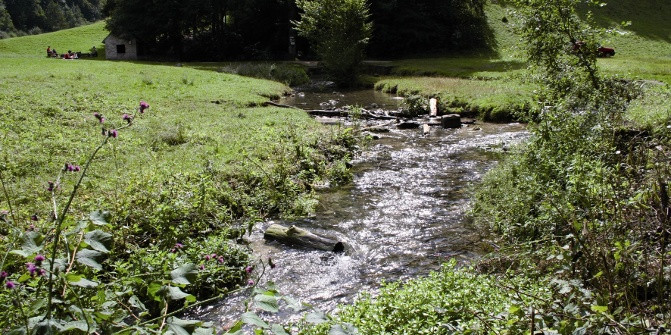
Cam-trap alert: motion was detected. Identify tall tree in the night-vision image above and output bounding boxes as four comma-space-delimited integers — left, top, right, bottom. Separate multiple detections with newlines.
294, 0, 372, 85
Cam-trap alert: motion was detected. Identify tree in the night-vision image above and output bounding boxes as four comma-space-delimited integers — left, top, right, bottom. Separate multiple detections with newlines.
294, 0, 372, 85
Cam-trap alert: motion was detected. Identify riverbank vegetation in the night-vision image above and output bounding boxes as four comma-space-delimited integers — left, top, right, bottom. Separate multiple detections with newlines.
0, 25, 357, 333
299, 0, 671, 334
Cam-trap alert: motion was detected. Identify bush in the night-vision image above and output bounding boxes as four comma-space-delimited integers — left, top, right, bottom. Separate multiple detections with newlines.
294, 0, 372, 86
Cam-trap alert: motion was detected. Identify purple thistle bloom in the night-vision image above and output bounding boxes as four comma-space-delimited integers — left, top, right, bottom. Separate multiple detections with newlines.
245, 266, 253, 274
5, 281, 15, 289
73, 166, 81, 172
0, 271, 8, 280
204, 255, 211, 261
31, 214, 38, 221
199, 264, 205, 270
218, 256, 224, 264
247, 279, 255, 286
93, 112, 103, 121
38, 269, 46, 277
26, 263, 37, 276
34, 254, 46, 265
175, 243, 184, 249
122, 113, 133, 123
139, 101, 150, 113
109, 129, 118, 138
47, 181, 55, 192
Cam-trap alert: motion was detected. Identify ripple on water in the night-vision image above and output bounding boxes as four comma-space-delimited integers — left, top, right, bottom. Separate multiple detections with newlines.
199, 97, 528, 328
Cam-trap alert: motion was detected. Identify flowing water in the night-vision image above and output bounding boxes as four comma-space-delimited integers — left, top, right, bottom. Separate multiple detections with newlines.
198, 90, 527, 328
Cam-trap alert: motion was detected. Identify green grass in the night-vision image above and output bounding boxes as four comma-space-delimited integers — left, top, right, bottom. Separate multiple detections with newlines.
0, 22, 343, 227
375, 1, 671, 122
0, 21, 108, 58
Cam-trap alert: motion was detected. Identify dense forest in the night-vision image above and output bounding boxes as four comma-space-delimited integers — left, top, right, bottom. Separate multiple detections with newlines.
0, 0, 104, 38
0, 0, 491, 59
104, 0, 492, 60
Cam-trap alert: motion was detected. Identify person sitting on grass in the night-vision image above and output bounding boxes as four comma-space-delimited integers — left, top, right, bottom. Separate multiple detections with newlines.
46, 46, 51, 57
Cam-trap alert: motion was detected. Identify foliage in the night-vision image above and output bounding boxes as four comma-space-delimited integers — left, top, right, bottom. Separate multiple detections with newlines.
0, 26, 360, 333
0, 0, 103, 38
294, 0, 372, 85
472, 0, 671, 331
367, 0, 494, 57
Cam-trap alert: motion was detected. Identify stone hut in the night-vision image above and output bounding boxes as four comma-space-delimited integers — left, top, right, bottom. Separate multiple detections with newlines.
103, 34, 138, 60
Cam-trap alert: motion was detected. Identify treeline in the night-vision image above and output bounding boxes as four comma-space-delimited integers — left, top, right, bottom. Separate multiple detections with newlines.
0, 0, 104, 39
104, 0, 493, 61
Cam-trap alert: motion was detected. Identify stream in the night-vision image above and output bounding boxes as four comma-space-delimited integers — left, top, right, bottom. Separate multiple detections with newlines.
198, 89, 528, 329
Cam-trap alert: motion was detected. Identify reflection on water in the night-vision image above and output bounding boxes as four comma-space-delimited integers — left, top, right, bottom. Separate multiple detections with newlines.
197, 90, 528, 328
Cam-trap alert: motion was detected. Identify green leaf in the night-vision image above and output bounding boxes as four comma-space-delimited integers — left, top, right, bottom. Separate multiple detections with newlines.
508, 304, 522, 316
271, 324, 290, 335
167, 286, 195, 302
590, 305, 608, 313
193, 328, 215, 335
329, 323, 358, 335
147, 282, 166, 302
306, 311, 328, 324
254, 294, 279, 313
225, 321, 243, 334
11, 231, 45, 257
90, 210, 111, 226
66, 274, 99, 288
76, 249, 103, 271
63, 320, 89, 332
171, 264, 198, 285
241, 312, 269, 329
128, 295, 147, 311
84, 230, 113, 253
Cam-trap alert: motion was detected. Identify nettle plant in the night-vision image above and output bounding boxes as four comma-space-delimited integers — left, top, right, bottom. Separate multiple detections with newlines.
0, 102, 221, 334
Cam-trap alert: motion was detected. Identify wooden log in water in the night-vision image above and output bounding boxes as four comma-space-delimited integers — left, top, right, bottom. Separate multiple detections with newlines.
264, 224, 345, 252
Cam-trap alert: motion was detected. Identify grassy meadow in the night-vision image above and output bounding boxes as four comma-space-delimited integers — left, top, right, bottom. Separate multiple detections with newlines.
374, 0, 671, 123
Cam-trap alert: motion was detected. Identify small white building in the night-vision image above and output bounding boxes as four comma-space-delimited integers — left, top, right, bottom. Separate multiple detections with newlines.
103, 34, 138, 60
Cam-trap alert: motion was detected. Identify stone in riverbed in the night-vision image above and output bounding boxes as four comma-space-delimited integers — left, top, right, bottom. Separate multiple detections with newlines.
441, 114, 461, 129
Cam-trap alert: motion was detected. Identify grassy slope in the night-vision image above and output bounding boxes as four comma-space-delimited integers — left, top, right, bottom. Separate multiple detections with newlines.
0, 22, 326, 220
378, 0, 671, 122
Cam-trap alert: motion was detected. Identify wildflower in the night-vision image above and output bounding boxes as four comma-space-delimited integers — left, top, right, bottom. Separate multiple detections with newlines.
171, 243, 184, 253
26, 263, 37, 276
199, 264, 205, 270
47, 181, 55, 192
31, 214, 38, 221
34, 254, 45, 265
247, 279, 255, 286
122, 113, 133, 123
218, 256, 224, 264
210, 253, 217, 259
109, 129, 118, 138
139, 101, 150, 113
5, 281, 15, 289
93, 112, 105, 123
73, 166, 81, 172
204, 255, 211, 261
0, 271, 8, 280
245, 266, 253, 274
38, 269, 46, 277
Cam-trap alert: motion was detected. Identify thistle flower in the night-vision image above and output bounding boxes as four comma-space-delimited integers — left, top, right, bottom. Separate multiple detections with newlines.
109, 129, 118, 138
199, 264, 205, 270
5, 281, 15, 289
47, 181, 55, 192
122, 113, 133, 123
139, 101, 150, 113
204, 255, 211, 261
38, 269, 46, 277
31, 214, 38, 221
247, 279, 255, 286
0, 271, 7, 280
245, 266, 253, 274
218, 256, 224, 264
34, 254, 45, 265
26, 263, 37, 276
93, 112, 105, 123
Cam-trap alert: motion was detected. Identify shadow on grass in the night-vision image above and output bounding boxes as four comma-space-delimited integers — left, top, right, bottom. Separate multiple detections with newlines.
580, 0, 671, 43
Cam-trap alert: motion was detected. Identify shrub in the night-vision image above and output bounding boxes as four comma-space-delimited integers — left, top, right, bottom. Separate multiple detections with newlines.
294, 0, 372, 86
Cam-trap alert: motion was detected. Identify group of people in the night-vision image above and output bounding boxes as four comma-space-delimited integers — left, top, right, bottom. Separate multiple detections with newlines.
46, 46, 98, 59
